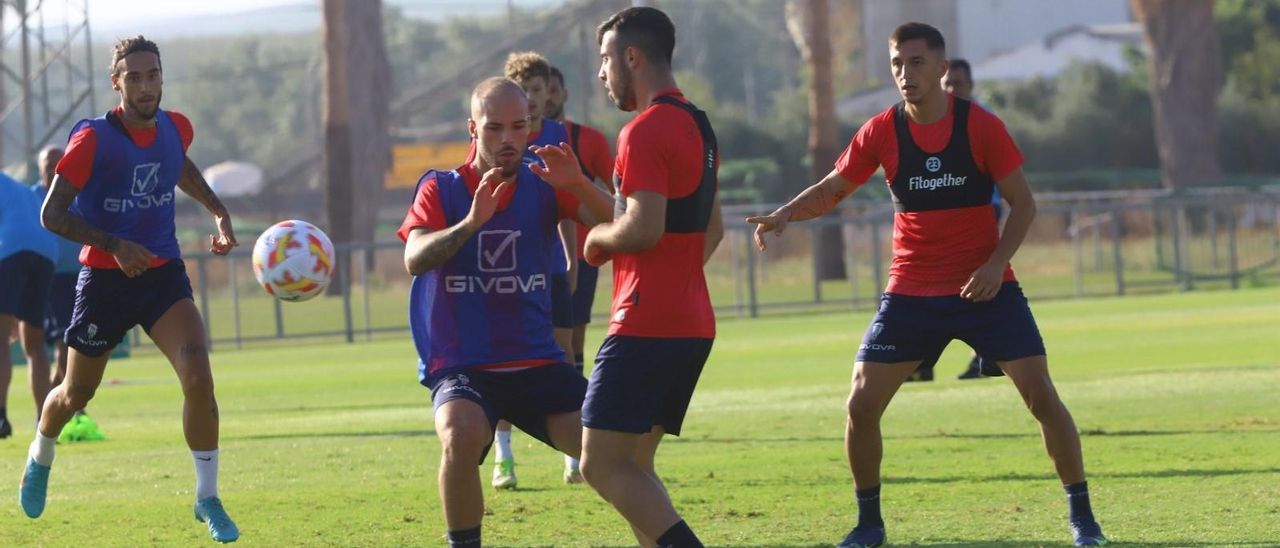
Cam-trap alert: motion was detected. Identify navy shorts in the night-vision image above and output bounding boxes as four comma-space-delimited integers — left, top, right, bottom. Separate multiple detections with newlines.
0, 251, 54, 325
582, 335, 713, 436
571, 258, 599, 326
856, 281, 1046, 364
551, 271, 573, 329
43, 271, 79, 346
431, 363, 587, 461
65, 259, 194, 357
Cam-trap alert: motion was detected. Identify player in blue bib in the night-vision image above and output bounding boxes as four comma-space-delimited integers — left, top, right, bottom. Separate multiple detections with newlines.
20, 36, 241, 543
398, 77, 613, 547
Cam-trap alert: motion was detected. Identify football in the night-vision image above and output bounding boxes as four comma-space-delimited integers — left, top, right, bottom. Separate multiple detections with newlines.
252, 220, 335, 302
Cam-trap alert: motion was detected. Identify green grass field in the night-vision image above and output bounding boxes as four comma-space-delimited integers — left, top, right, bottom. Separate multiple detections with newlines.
2, 288, 1278, 546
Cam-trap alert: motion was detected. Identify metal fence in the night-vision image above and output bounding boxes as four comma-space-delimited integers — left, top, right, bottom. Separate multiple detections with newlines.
128, 187, 1280, 351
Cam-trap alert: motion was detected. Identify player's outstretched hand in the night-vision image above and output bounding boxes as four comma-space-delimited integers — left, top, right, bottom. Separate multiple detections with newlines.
466, 167, 514, 228
745, 206, 791, 251
528, 143, 587, 190
961, 260, 1004, 302
112, 239, 157, 278
210, 214, 239, 256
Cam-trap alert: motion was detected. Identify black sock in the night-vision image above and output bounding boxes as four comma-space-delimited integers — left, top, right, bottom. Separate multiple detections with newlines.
1064, 481, 1095, 524
447, 525, 481, 547
574, 353, 585, 376
0, 407, 7, 418
655, 520, 702, 547
856, 485, 884, 529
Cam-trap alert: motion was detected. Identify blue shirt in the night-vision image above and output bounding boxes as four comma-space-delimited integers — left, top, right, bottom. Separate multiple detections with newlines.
408, 164, 566, 388
31, 184, 87, 272
0, 173, 58, 262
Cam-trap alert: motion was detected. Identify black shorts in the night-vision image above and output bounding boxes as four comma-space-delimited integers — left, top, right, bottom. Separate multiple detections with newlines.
856, 281, 1046, 364
430, 363, 587, 462
43, 271, 79, 346
65, 259, 194, 357
582, 335, 713, 436
571, 258, 599, 326
0, 251, 54, 325
551, 271, 573, 329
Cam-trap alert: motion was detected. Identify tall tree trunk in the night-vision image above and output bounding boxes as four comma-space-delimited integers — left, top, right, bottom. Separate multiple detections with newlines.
1132, 0, 1223, 189
323, 0, 390, 293
786, 0, 846, 279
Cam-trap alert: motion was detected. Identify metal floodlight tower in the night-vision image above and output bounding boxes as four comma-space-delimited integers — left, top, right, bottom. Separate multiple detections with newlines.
0, 0, 95, 169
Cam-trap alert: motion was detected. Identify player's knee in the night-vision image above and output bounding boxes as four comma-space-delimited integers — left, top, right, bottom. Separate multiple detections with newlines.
846, 392, 884, 424
180, 367, 215, 398
438, 424, 489, 461
62, 383, 98, 409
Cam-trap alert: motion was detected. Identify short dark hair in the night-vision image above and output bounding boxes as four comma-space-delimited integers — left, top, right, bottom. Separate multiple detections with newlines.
889, 22, 945, 55
949, 58, 971, 79
111, 35, 161, 74
597, 6, 675, 66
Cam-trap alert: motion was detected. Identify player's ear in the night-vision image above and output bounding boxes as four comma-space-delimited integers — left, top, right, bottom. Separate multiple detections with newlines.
467, 118, 477, 140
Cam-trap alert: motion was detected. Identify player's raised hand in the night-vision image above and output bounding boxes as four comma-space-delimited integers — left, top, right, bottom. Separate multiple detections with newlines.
745, 206, 792, 251
960, 260, 1005, 302
528, 142, 587, 189
111, 239, 157, 278
210, 214, 239, 255
466, 167, 514, 227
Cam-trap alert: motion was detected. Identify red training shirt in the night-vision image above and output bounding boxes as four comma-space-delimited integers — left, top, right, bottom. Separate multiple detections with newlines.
835, 96, 1022, 296
608, 89, 715, 339
563, 119, 615, 256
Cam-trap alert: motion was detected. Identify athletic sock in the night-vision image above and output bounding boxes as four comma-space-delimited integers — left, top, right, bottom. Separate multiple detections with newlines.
30, 432, 57, 466
564, 455, 580, 470
193, 449, 219, 500
447, 525, 481, 547
1064, 481, 1095, 524
655, 520, 702, 547
573, 353, 585, 376
855, 485, 884, 529
494, 430, 513, 462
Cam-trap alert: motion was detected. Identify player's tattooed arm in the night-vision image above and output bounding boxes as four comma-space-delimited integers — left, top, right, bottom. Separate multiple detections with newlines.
178, 157, 229, 217
780, 169, 857, 222
403, 223, 479, 276
40, 174, 120, 252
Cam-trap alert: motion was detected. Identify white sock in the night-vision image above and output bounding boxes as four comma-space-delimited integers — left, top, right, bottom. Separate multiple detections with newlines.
565, 455, 580, 470
494, 430, 514, 462
192, 449, 219, 500
30, 432, 57, 467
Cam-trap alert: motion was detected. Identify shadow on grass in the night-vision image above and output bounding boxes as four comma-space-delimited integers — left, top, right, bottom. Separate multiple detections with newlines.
493, 543, 1280, 548
677, 427, 1279, 445
243, 401, 425, 414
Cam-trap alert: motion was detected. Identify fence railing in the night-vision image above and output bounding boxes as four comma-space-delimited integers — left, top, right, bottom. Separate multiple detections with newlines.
129, 189, 1280, 351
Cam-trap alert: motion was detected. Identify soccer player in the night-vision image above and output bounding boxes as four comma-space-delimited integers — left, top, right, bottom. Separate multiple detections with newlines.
32, 146, 106, 441
748, 23, 1106, 548
482, 51, 580, 490
0, 171, 58, 439
21, 36, 241, 543
910, 58, 1004, 383
535, 7, 725, 546
546, 64, 616, 484
400, 76, 613, 548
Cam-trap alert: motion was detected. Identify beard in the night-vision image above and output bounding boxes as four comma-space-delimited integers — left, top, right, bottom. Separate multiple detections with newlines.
546, 102, 564, 120
483, 145, 522, 178
608, 69, 638, 112
127, 91, 162, 120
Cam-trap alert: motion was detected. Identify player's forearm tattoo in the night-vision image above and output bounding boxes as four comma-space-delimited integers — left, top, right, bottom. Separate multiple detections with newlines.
40, 178, 119, 253
406, 222, 478, 275
178, 158, 229, 217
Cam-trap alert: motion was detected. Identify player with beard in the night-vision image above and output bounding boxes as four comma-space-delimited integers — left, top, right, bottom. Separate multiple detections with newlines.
748, 23, 1106, 547
400, 77, 613, 547
545, 64, 615, 484
20, 36, 242, 543
532, 7, 724, 547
